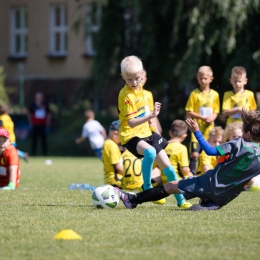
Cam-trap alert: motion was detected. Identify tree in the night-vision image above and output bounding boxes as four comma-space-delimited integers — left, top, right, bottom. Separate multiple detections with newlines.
0, 66, 9, 105
83, 0, 260, 118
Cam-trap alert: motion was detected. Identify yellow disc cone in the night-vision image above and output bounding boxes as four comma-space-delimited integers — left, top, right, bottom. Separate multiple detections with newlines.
54, 229, 82, 240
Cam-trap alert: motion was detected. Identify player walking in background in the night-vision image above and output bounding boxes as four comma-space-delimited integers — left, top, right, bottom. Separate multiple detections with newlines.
222, 66, 257, 126
0, 104, 28, 162
116, 55, 191, 209
75, 109, 107, 159
196, 126, 223, 176
0, 127, 20, 190
119, 109, 260, 210
185, 66, 220, 175
27, 92, 51, 156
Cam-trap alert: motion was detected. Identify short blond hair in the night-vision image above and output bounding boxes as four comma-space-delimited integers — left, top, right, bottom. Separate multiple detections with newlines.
121, 56, 143, 74
231, 66, 247, 78
209, 126, 224, 138
224, 122, 243, 141
197, 66, 213, 76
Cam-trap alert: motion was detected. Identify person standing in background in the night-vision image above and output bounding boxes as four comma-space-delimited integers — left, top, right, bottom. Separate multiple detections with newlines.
27, 92, 51, 156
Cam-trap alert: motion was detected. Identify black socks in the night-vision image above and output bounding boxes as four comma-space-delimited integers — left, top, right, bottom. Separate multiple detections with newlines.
130, 186, 170, 205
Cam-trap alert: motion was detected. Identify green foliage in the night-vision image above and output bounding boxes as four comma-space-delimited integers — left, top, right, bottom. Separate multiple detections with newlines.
81, 0, 260, 119
1, 157, 260, 260
0, 66, 9, 105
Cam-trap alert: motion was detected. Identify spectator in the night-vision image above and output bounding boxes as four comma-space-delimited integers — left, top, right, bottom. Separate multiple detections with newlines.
27, 92, 51, 156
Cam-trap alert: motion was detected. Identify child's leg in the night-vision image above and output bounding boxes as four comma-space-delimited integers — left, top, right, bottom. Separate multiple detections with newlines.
155, 150, 186, 206
136, 140, 156, 190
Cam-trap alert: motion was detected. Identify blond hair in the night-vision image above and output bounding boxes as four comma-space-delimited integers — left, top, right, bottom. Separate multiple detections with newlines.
224, 122, 243, 141
231, 66, 247, 78
121, 56, 143, 74
197, 66, 213, 77
209, 126, 224, 138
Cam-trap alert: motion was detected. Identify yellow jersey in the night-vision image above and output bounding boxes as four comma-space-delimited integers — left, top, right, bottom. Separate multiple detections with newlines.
222, 90, 256, 125
118, 84, 152, 145
185, 88, 220, 142
196, 150, 217, 176
0, 114, 16, 143
102, 139, 123, 186
121, 149, 143, 190
163, 142, 190, 180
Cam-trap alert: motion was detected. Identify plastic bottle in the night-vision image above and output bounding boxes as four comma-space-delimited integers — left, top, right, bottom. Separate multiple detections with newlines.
68, 183, 95, 191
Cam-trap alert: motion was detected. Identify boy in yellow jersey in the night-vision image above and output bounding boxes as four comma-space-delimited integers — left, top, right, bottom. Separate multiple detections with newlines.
141, 70, 162, 134
102, 120, 123, 188
0, 104, 28, 162
196, 126, 223, 176
116, 55, 191, 209
161, 120, 193, 185
185, 66, 220, 175
222, 66, 256, 125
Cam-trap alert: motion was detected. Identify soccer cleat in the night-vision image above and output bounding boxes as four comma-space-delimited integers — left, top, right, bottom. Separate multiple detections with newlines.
189, 204, 209, 211
139, 185, 166, 205
200, 199, 221, 210
113, 187, 137, 209
178, 201, 192, 209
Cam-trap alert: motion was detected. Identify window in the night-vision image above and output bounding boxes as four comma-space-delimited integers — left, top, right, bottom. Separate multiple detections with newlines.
85, 3, 101, 56
50, 5, 67, 56
10, 7, 28, 57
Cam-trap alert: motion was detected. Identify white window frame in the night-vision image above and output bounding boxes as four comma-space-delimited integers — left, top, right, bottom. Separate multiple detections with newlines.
10, 7, 28, 57
50, 5, 68, 56
85, 3, 102, 56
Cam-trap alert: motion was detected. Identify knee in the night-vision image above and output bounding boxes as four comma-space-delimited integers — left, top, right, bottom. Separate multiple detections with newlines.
144, 147, 156, 160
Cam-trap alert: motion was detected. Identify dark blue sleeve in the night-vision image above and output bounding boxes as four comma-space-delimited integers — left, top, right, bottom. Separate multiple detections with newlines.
194, 131, 220, 156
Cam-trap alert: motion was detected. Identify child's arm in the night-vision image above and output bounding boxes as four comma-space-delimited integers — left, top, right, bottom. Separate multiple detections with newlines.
222, 107, 242, 117
128, 102, 161, 128
180, 167, 193, 178
185, 118, 220, 156
186, 111, 207, 121
204, 113, 218, 124
75, 136, 85, 144
113, 163, 123, 175
1, 165, 17, 190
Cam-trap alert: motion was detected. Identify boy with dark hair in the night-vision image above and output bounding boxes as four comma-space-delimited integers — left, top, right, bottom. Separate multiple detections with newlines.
119, 109, 260, 211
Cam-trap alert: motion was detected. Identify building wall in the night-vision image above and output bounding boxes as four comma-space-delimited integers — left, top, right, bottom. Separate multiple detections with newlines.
0, 0, 96, 80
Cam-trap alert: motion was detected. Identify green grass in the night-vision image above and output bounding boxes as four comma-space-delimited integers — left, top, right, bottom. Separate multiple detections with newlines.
1, 157, 260, 260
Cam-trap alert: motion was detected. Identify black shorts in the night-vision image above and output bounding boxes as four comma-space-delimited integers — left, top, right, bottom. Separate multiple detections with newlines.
124, 132, 168, 159
189, 142, 202, 154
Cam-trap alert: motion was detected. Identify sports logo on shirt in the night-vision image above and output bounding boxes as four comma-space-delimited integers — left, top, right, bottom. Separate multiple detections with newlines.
158, 138, 163, 144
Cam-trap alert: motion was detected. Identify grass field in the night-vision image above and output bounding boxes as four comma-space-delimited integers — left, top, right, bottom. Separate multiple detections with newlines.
1, 157, 260, 260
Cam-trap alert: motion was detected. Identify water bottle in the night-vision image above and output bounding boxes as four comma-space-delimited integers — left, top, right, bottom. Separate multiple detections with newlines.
68, 183, 95, 191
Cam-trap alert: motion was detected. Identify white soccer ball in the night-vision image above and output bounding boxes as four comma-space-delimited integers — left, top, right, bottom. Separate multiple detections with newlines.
92, 184, 120, 209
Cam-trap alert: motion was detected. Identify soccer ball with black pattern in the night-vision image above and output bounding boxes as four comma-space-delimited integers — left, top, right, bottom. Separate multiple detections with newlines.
92, 184, 120, 209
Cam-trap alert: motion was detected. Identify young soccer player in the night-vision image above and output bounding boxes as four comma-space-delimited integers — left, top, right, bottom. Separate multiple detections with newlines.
0, 104, 28, 162
0, 127, 20, 190
75, 109, 107, 159
102, 120, 123, 188
119, 109, 260, 211
196, 126, 223, 176
117, 55, 191, 209
185, 66, 220, 175
162, 119, 193, 181
222, 66, 257, 126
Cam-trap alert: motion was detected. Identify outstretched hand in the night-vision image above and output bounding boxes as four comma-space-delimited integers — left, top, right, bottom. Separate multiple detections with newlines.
151, 102, 161, 117
185, 118, 199, 133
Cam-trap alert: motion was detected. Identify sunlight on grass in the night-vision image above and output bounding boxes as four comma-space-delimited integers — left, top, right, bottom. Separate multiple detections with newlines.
0, 157, 259, 260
